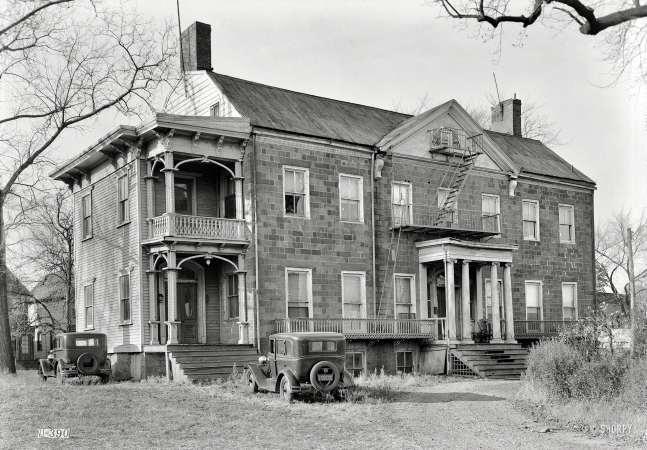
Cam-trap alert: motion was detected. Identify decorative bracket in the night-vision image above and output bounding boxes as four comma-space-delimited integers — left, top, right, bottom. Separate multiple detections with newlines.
240, 138, 249, 161
191, 132, 201, 152
153, 129, 175, 151
215, 136, 225, 156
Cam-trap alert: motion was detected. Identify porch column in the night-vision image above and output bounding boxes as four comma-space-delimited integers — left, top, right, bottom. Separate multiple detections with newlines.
144, 159, 156, 238
445, 259, 457, 341
419, 263, 428, 319
237, 254, 249, 345
234, 160, 244, 220
503, 263, 516, 343
164, 250, 180, 345
490, 262, 503, 343
146, 254, 160, 345
461, 260, 473, 342
475, 265, 484, 321
161, 151, 177, 234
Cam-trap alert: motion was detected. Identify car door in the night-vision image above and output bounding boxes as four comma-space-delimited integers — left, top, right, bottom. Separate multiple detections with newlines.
268, 338, 277, 378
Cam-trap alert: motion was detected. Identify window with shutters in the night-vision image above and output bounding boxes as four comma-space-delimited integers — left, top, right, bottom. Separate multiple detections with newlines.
559, 204, 575, 243
82, 193, 92, 239
119, 273, 131, 324
523, 200, 540, 240
396, 350, 415, 373
339, 174, 363, 222
562, 283, 577, 320
342, 272, 366, 319
117, 174, 129, 224
392, 182, 412, 226
525, 281, 542, 320
482, 194, 501, 233
227, 273, 239, 320
345, 351, 365, 377
394, 274, 416, 319
283, 166, 309, 218
84, 282, 94, 329
286, 268, 312, 319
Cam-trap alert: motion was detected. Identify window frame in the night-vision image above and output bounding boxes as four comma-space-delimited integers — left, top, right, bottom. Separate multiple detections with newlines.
559, 204, 575, 244
81, 193, 92, 240
83, 281, 94, 330
345, 351, 365, 377
210, 102, 220, 117
118, 272, 131, 325
226, 273, 240, 321
285, 268, 313, 319
283, 166, 310, 219
396, 350, 415, 374
522, 199, 540, 241
339, 174, 364, 223
562, 282, 577, 321
482, 193, 501, 234
341, 271, 367, 319
117, 173, 130, 225
174, 175, 197, 216
524, 280, 543, 321
392, 181, 413, 226
485, 278, 504, 320
394, 273, 416, 319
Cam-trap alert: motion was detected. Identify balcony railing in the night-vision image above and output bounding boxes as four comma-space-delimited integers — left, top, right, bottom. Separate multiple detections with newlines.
430, 127, 483, 154
148, 213, 246, 241
275, 318, 446, 340
514, 320, 576, 339
393, 205, 499, 236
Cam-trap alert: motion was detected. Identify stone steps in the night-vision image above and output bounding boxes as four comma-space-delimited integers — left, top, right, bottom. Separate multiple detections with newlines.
168, 344, 259, 382
450, 344, 528, 379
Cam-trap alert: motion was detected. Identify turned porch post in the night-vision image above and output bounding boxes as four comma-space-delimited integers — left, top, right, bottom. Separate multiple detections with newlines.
461, 260, 473, 342
161, 151, 177, 234
475, 265, 484, 321
147, 254, 160, 345
237, 254, 249, 345
503, 263, 516, 343
164, 250, 180, 345
490, 262, 503, 343
144, 159, 156, 238
445, 259, 457, 341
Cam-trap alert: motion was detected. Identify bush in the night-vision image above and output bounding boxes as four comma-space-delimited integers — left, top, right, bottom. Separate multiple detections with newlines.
525, 339, 585, 400
621, 358, 647, 411
567, 351, 629, 401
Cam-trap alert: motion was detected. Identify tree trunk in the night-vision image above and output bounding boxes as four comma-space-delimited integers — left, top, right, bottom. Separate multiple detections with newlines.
0, 192, 17, 373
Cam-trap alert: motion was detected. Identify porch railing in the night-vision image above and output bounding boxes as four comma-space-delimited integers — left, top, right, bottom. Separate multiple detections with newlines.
275, 318, 446, 340
394, 205, 499, 234
514, 320, 576, 339
148, 213, 246, 241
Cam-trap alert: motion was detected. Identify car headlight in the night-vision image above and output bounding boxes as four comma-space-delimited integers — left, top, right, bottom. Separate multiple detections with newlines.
258, 355, 267, 365
64, 358, 71, 364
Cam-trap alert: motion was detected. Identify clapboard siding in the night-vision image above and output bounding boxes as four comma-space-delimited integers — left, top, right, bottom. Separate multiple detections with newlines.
165, 71, 240, 118
205, 262, 220, 343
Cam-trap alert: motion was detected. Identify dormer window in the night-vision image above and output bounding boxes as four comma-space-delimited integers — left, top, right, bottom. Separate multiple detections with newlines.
210, 102, 220, 117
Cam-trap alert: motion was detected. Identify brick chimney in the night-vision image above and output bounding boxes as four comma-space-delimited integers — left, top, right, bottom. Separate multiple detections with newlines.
490, 96, 521, 136
181, 22, 212, 71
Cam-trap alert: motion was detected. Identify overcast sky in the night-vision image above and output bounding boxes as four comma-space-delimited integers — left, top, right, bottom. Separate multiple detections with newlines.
60, 0, 646, 223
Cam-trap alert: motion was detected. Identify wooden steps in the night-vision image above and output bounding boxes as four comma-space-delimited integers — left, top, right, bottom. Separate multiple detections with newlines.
450, 343, 527, 380
167, 344, 259, 382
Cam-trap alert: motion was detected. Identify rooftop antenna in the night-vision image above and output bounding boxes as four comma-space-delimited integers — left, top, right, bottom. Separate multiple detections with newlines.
177, 0, 185, 74
493, 72, 502, 105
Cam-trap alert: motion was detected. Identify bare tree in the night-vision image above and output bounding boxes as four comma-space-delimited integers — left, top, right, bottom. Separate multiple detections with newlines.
596, 210, 647, 316
0, 0, 178, 373
427, 1, 647, 84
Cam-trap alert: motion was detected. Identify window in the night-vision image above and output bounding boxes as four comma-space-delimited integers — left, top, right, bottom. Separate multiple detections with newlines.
284, 167, 309, 217
36, 330, 42, 351
482, 194, 501, 233
49, 332, 55, 351
394, 274, 415, 319
345, 351, 365, 377
117, 174, 129, 224
396, 350, 414, 374
342, 272, 365, 319
308, 341, 337, 352
84, 283, 94, 329
522, 200, 539, 240
174, 177, 194, 215
210, 102, 220, 117
437, 188, 451, 208
562, 283, 577, 320
286, 269, 312, 319
75, 338, 100, 347
392, 182, 412, 226
224, 177, 236, 219
559, 204, 575, 243
119, 273, 130, 324
485, 279, 504, 320
339, 174, 363, 222
227, 274, 239, 320
525, 281, 542, 320
82, 194, 92, 239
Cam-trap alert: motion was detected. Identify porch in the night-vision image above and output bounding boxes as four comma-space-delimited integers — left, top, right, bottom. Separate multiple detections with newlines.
148, 213, 246, 242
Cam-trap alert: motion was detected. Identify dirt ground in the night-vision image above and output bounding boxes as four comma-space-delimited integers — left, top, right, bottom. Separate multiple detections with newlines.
0, 372, 643, 449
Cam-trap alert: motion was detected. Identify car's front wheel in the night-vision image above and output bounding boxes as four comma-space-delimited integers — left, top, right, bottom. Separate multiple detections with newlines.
246, 369, 259, 394
279, 376, 293, 403
55, 364, 64, 385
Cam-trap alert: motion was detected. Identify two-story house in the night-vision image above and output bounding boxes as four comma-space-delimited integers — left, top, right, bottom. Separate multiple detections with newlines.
52, 22, 595, 380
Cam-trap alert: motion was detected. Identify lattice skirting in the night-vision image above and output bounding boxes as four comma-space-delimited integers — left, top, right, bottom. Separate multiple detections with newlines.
450, 353, 478, 377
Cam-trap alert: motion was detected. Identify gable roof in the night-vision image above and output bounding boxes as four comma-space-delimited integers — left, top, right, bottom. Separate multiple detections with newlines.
208, 72, 410, 146
486, 131, 594, 184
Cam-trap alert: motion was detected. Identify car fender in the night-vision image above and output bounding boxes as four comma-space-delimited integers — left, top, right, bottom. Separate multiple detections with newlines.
245, 364, 274, 392
276, 368, 299, 393
38, 359, 55, 377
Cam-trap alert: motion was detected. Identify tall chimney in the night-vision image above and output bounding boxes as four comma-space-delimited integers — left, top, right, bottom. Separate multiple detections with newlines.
490, 97, 521, 136
181, 22, 212, 71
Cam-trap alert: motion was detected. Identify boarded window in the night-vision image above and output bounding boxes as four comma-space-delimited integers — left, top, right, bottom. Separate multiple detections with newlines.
525, 281, 542, 320
287, 270, 310, 319
340, 175, 362, 222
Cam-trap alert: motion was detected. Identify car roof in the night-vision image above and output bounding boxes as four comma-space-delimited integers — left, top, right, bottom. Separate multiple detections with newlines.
55, 332, 107, 339
269, 332, 346, 340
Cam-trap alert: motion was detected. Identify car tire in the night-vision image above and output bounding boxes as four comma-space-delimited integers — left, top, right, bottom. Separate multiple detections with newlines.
56, 364, 64, 385
246, 369, 259, 394
279, 376, 294, 403
77, 353, 99, 375
100, 374, 110, 384
38, 370, 47, 382
310, 361, 341, 393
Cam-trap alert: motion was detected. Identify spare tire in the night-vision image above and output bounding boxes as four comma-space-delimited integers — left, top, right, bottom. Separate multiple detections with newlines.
77, 353, 100, 375
310, 361, 341, 393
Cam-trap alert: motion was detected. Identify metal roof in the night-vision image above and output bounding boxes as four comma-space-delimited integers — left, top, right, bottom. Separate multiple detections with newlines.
209, 72, 410, 146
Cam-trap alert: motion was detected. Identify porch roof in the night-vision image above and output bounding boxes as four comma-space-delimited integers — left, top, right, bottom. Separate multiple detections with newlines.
415, 238, 517, 264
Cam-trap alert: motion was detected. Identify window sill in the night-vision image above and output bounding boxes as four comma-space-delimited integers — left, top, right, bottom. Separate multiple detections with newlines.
523, 237, 540, 242
560, 240, 575, 245
81, 236, 93, 242
284, 214, 310, 219
119, 322, 133, 327
117, 221, 131, 229
340, 220, 364, 225
84, 327, 95, 331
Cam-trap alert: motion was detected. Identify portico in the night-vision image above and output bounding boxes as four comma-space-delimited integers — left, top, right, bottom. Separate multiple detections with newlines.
416, 238, 518, 345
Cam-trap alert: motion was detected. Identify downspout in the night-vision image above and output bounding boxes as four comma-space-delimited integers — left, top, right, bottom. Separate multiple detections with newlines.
252, 132, 261, 350
371, 150, 377, 318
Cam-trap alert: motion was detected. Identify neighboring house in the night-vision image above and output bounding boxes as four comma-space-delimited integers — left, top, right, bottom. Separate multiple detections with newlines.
6, 270, 34, 366
51, 22, 596, 380
31, 273, 72, 359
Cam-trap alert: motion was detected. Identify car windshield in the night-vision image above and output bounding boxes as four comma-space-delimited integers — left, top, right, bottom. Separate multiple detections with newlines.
308, 341, 336, 352
75, 338, 100, 347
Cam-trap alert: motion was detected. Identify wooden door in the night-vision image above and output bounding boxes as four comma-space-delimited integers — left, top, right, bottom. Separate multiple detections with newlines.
436, 287, 446, 338
178, 284, 199, 344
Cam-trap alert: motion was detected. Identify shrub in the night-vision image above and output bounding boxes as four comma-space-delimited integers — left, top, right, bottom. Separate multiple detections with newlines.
620, 358, 647, 411
567, 351, 629, 401
525, 339, 585, 399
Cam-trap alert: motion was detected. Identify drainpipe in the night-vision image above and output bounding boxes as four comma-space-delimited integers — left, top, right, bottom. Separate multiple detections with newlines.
371, 150, 377, 317
252, 132, 261, 350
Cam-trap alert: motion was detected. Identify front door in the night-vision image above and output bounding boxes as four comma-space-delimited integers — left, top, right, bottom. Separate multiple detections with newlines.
178, 284, 198, 344
436, 287, 446, 338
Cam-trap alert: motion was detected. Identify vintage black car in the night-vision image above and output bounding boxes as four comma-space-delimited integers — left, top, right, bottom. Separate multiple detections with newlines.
245, 332, 354, 402
37, 332, 112, 383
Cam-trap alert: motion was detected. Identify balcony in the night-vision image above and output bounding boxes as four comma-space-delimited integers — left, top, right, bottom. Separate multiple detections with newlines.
429, 127, 483, 155
147, 213, 247, 242
514, 320, 575, 339
393, 205, 500, 238
275, 318, 446, 340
